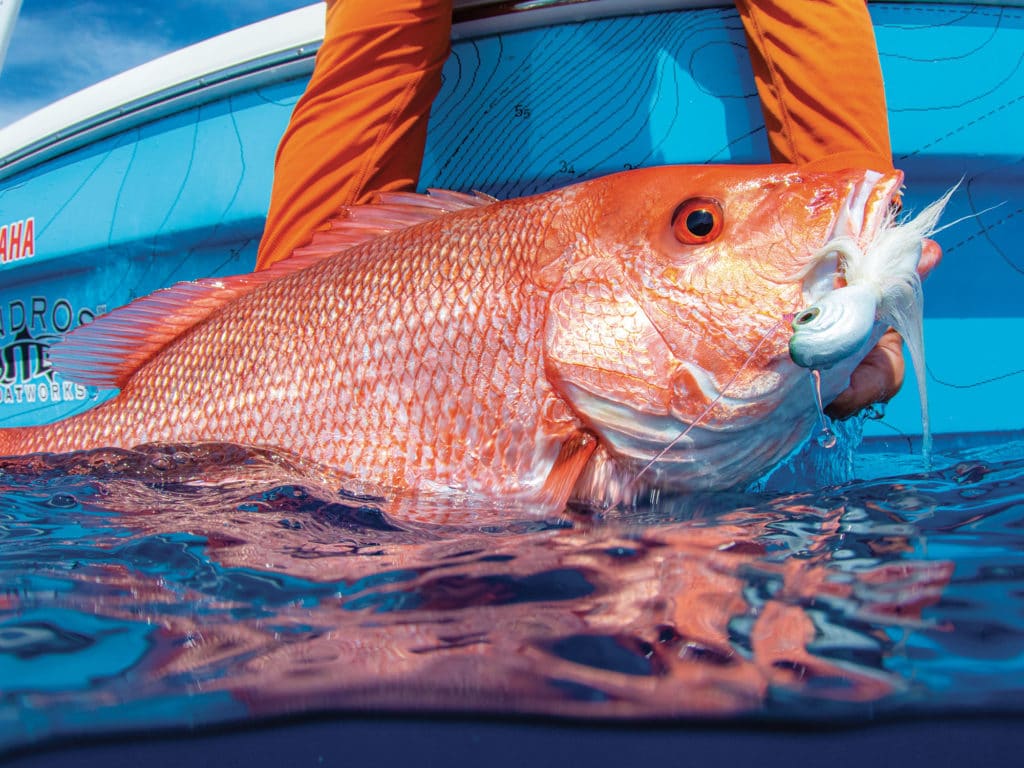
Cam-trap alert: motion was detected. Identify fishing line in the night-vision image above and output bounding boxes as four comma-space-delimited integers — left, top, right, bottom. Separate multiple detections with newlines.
631, 318, 788, 486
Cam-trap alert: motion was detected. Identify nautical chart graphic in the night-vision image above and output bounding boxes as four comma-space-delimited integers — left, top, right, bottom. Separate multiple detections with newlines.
0, 2, 1021, 436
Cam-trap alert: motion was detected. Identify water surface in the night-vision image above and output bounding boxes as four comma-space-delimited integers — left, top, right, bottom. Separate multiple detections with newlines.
1, 435, 1023, 753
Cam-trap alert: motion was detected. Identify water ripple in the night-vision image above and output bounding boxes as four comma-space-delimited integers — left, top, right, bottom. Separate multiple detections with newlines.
1, 439, 1023, 750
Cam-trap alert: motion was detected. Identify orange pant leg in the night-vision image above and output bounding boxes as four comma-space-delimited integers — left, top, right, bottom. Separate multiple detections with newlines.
255, 0, 452, 271
735, 0, 894, 174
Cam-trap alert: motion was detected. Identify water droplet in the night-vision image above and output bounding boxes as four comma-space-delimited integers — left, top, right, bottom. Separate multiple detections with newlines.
809, 370, 836, 450
863, 402, 886, 420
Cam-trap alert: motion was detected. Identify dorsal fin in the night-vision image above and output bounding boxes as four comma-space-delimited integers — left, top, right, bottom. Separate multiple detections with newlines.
291, 188, 498, 259
50, 188, 498, 389
50, 272, 279, 389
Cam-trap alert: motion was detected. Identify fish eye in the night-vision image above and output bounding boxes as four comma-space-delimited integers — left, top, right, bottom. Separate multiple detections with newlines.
672, 197, 724, 245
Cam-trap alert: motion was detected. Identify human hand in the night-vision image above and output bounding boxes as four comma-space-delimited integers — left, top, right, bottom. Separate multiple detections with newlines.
825, 328, 904, 419
824, 237, 942, 420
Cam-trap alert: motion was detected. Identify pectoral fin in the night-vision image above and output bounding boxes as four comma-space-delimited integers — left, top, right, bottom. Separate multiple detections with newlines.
537, 432, 598, 512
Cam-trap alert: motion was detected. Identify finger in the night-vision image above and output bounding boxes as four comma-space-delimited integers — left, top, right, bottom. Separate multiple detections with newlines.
917, 238, 942, 278
825, 329, 905, 420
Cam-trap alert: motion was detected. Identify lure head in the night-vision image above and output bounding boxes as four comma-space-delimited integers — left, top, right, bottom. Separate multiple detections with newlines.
789, 181, 948, 390
789, 282, 883, 370
542, 164, 910, 491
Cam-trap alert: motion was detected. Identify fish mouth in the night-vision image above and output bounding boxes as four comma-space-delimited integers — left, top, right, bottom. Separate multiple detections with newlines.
789, 171, 906, 370
799, 170, 904, 307
835, 170, 904, 247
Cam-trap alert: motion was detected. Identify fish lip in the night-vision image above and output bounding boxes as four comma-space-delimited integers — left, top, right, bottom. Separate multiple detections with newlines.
833, 170, 903, 247
800, 170, 903, 305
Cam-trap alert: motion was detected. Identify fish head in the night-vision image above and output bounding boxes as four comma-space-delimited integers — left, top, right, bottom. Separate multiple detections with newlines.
542, 164, 909, 491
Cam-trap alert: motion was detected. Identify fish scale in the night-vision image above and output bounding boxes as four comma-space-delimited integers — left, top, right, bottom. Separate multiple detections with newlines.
1, 195, 570, 499
0, 166, 925, 510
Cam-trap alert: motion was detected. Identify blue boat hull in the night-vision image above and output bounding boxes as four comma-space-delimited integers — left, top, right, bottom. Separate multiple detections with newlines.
0, 2, 1021, 448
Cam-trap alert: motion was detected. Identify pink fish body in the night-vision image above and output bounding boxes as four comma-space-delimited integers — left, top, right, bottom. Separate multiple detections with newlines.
0, 165, 912, 510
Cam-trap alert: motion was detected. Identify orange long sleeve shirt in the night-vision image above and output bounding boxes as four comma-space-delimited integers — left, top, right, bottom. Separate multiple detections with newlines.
255, 0, 893, 271
735, 0, 894, 174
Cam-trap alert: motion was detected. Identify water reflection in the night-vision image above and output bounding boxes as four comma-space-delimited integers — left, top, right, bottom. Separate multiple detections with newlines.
4, 441, 1016, 749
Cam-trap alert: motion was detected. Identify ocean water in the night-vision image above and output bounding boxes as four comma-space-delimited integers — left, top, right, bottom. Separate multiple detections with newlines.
2, 431, 1023, 757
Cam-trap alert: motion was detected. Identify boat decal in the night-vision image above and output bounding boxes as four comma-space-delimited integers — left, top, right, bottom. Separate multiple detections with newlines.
0, 217, 34, 264
0, 297, 103, 409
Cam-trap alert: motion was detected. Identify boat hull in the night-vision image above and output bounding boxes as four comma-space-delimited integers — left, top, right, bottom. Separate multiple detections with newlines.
0, 2, 1020, 451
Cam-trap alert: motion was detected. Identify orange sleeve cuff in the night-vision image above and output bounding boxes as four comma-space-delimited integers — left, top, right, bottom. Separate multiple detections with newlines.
799, 149, 896, 175
255, 0, 452, 271
735, 0, 895, 174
